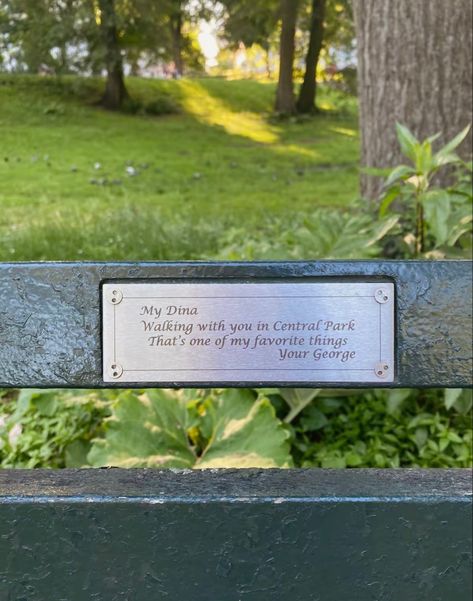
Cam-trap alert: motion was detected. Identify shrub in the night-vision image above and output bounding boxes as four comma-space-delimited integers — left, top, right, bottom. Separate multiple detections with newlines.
379, 124, 472, 258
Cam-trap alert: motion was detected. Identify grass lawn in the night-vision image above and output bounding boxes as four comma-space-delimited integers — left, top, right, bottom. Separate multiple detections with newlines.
0, 75, 359, 261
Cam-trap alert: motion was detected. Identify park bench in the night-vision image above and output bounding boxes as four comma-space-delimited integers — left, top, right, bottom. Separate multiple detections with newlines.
0, 260, 472, 600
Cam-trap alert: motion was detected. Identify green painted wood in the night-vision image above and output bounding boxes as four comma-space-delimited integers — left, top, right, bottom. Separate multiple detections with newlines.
0, 469, 471, 601
0, 260, 472, 388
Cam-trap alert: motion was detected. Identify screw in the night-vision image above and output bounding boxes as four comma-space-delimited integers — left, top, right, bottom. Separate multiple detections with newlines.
110, 363, 123, 379
108, 288, 123, 305
375, 362, 390, 379
375, 288, 389, 304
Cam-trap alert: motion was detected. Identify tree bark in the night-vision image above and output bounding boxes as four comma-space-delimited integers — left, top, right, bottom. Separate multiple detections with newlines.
170, 2, 184, 77
297, 0, 326, 114
275, 0, 299, 114
99, 0, 129, 110
353, 0, 473, 200
263, 43, 272, 79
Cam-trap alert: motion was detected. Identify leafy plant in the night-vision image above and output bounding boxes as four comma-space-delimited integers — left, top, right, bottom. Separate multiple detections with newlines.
282, 388, 472, 468
1, 386, 471, 469
0, 389, 110, 468
213, 208, 398, 260
88, 389, 292, 468
379, 123, 472, 258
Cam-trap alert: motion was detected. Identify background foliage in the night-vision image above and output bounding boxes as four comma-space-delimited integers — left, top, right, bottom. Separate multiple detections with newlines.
1, 387, 471, 469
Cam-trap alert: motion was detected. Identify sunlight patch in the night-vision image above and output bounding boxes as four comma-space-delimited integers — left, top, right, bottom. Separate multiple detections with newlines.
331, 127, 357, 137
178, 80, 279, 145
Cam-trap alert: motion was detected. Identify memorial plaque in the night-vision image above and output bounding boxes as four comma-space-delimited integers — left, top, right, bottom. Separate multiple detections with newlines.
102, 281, 395, 384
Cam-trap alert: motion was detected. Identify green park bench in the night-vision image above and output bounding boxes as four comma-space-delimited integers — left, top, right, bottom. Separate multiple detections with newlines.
0, 260, 472, 600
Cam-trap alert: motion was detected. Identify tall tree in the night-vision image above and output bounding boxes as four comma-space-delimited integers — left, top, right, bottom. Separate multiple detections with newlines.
275, 0, 299, 114
296, 0, 325, 113
353, 0, 473, 199
220, 0, 279, 77
98, 0, 129, 109
169, 0, 184, 75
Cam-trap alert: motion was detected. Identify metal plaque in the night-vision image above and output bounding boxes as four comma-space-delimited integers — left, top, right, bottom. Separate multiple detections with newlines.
102, 282, 395, 384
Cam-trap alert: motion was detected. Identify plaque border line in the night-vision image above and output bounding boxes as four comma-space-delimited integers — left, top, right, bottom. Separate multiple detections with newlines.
121, 368, 375, 372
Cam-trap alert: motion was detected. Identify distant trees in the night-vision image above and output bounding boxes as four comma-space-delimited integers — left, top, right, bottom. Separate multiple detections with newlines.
168, 0, 184, 76
275, 0, 299, 114
274, 0, 353, 114
353, 0, 473, 199
0, 0, 205, 108
98, 0, 129, 109
220, 0, 279, 77
296, 0, 326, 113
0, 0, 90, 74
0, 0, 357, 113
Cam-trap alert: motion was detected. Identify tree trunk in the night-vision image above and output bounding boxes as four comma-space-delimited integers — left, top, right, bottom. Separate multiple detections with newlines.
263, 43, 272, 79
170, 3, 184, 77
275, 0, 299, 114
354, 0, 473, 200
99, 0, 129, 110
297, 0, 326, 114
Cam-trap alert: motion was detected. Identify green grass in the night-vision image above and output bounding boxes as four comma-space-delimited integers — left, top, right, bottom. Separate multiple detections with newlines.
0, 74, 359, 261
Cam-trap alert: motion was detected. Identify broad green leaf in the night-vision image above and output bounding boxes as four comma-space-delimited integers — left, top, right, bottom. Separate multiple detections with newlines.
196, 390, 292, 468
279, 388, 321, 423
256, 388, 281, 396
386, 389, 411, 415
88, 389, 195, 468
415, 140, 433, 176
12, 389, 36, 419
426, 132, 442, 144
437, 125, 471, 156
447, 431, 463, 444
300, 407, 328, 432
279, 388, 320, 411
453, 390, 472, 415
32, 393, 59, 417
366, 215, 399, 246
423, 190, 451, 245
444, 389, 462, 410
345, 451, 363, 467
321, 454, 346, 469
9, 389, 60, 419
444, 388, 462, 409
385, 165, 415, 187
433, 152, 461, 169
396, 123, 419, 162
65, 439, 91, 468
379, 186, 401, 217
414, 427, 428, 449
88, 389, 291, 469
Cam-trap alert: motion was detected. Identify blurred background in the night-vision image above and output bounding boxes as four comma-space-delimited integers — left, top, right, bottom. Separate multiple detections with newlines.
0, 0, 472, 470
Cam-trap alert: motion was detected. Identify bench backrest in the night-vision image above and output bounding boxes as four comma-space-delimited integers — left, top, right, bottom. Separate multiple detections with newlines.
1, 260, 472, 388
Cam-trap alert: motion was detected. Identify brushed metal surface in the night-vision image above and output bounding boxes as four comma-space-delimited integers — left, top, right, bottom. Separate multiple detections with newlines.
102, 282, 394, 384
